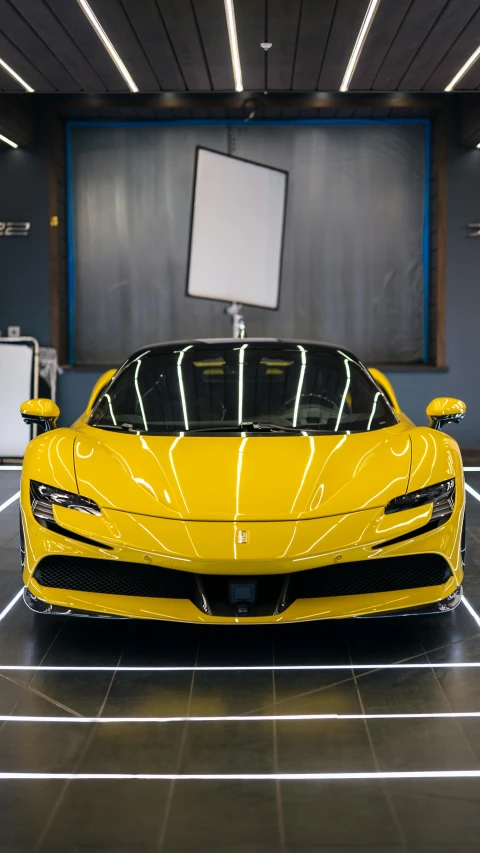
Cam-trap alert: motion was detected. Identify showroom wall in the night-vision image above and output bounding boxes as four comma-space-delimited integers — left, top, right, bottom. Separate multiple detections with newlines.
0, 144, 50, 343
0, 116, 479, 446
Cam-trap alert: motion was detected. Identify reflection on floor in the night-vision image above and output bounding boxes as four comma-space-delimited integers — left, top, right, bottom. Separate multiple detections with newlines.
1, 469, 480, 851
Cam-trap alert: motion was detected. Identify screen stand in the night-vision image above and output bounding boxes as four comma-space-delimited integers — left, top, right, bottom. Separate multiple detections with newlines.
225, 303, 247, 338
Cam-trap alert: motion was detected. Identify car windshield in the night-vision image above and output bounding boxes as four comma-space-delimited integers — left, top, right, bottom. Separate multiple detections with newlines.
88, 344, 397, 435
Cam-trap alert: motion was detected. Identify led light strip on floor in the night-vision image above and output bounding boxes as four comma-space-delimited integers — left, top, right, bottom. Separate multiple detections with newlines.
4, 711, 480, 723
0, 492, 19, 513
1, 770, 480, 781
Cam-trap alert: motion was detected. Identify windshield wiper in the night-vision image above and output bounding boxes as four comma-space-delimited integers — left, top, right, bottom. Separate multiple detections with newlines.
187, 422, 299, 434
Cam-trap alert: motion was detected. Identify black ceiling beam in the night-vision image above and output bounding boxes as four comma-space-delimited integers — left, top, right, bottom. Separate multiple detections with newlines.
35, 91, 447, 114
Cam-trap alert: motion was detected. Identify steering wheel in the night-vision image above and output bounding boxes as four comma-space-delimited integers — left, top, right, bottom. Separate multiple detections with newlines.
278, 392, 341, 426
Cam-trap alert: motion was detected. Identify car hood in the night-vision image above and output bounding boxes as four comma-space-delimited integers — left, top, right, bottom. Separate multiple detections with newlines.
73, 424, 412, 521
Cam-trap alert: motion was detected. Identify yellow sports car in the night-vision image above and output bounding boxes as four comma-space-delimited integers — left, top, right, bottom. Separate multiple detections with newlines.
19, 339, 466, 624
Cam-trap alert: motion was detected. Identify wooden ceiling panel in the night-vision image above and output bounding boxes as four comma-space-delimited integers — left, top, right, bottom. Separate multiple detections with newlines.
266, 0, 302, 90
317, 0, 370, 91
0, 0, 80, 91
157, 0, 212, 90
0, 29, 55, 91
193, 0, 234, 90
46, 0, 130, 90
121, 0, 185, 90
424, 7, 480, 90
350, 0, 412, 90
235, 0, 264, 91
372, 0, 450, 90
291, 0, 336, 90
88, 0, 160, 90
401, 0, 480, 90
12, 0, 106, 91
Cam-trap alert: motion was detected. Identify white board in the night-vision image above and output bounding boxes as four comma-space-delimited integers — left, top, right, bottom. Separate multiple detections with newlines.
0, 339, 37, 458
187, 148, 287, 309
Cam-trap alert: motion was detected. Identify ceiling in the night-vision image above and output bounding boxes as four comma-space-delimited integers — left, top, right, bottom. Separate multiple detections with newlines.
1, 0, 480, 94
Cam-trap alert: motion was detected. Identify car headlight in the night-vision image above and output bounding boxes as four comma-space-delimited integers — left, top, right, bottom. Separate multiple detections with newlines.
385, 478, 455, 522
30, 480, 101, 525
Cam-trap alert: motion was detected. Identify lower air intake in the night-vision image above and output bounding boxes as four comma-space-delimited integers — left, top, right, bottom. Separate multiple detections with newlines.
33, 556, 195, 599
32, 553, 453, 612
289, 554, 452, 599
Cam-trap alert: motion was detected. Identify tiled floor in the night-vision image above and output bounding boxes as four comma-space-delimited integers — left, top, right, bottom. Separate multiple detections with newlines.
2, 469, 480, 851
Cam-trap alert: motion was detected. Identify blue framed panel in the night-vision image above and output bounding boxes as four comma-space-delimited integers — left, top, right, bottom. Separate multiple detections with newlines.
66, 118, 431, 365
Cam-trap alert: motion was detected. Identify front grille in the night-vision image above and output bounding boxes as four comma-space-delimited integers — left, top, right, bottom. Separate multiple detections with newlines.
289, 554, 452, 599
32, 553, 453, 615
33, 556, 195, 599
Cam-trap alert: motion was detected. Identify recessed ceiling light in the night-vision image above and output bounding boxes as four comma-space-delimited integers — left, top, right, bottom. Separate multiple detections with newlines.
340, 0, 381, 92
476, 143, 480, 149
0, 57, 33, 93
445, 45, 480, 91
76, 0, 138, 93
0, 134, 19, 149
224, 0, 243, 92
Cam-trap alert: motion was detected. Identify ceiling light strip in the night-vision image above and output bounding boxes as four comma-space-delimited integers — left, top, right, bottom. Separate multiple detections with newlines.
445, 46, 480, 92
1, 770, 480, 781
464, 467, 480, 471
4, 711, 480, 724
340, 0, 381, 92
0, 466, 22, 470
0, 134, 19, 150
76, 0, 138, 92
465, 483, 480, 502
0, 57, 33, 93
224, 0, 243, 92
2, 662, 480, 672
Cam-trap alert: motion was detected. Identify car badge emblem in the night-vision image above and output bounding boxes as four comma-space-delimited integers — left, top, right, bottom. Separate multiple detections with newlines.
237, 530, 249, 544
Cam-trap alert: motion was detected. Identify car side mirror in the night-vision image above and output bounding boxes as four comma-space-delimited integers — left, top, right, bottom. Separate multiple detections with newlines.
426, 397, 466, 431
20, 398, 60, 432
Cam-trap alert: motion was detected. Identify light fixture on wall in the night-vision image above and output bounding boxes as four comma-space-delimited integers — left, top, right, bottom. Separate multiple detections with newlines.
340, 0, 381, 92
0, 133, 19, 149
445, 46, 480, 91
224, 0, 243, 92
76, 0, 139, 93
0, 57, 34, 93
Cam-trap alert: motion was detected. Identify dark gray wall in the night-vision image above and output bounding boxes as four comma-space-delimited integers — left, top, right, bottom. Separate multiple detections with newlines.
0, 146, 50, 344
1, 123, 480, 447
385, 142, 480, 448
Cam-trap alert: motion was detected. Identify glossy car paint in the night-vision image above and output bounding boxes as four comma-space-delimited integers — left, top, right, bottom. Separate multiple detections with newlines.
20, 365, 465, 623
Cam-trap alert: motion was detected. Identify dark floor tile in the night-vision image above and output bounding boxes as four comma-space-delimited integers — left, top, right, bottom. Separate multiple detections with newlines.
368, 717, 479, 771
273, 620, 350, 665
431, 662, 480, 712
389, 778, 480, 847
357, 658, 451, 713
196, 626, 274, 666
40, 618, 126, 667
162, 780, 280, 851
412, 607, 480, 653
190, 670, 273, 716
0, 780, 63, 850
12, 672, 114, 718
79, 721, 185, 773
103, 670, 194, 717
345, 618, 426, 665
39, 779, 170, 852
273, 669, 361, 716
276, 719, 375, 773
121, 619, 201, 666
0, 719, 91, 772
0, 672, 24, 714
280, 780, 402, 847
180, 720, 275, 773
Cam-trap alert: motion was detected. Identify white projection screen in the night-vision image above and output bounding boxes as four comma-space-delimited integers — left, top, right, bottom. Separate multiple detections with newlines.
187, 148, 287, 309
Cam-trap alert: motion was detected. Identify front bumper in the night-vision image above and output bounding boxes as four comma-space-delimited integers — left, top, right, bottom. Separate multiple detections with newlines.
21, 494, 465, 625
23, 584, 464, 621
